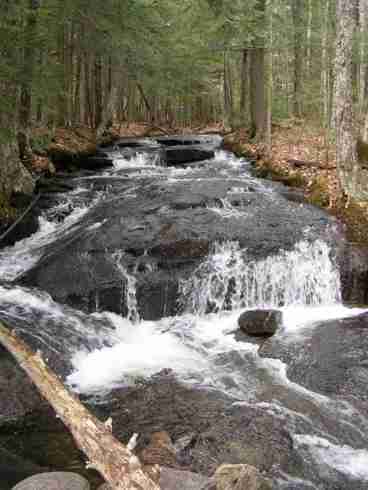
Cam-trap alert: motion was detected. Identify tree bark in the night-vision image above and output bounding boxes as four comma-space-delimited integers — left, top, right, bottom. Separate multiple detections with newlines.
240, 49, 249, 125
223, 51, 233, 129
249, 0, 266, 139
0, 322, 160, 490
18, 0, 40, 165
250, 48, 266, 139
335, 0, 359, 198
94, 55, 103, 129
292, 0, 305, 118
265, 0, 273, 159
321, 0, 330, 128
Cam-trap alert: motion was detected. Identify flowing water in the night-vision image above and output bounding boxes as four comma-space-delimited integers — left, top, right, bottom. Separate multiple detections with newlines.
0, 136, 367, 488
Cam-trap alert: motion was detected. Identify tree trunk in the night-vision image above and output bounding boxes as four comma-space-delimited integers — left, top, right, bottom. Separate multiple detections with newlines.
359, 0, 368, 118
321, 0, 330, 128
249, 0, 266, 139
84, 53, 93, 127
352, 0, 360, 102
137, 83, 153, 122
240, 49, 249, 125
223, 51, 232, 129
292, 0, 305, 118
306, 0, 313, 79
94, 55, 103, 129
250, 49, 266, 139
0, 323, 160, 490
18, 0, 40, 165
335, 0, 359, 198
265, 0, 273, 159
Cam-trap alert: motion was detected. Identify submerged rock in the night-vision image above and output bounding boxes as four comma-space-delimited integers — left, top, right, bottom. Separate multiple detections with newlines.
238, 310, 282, 337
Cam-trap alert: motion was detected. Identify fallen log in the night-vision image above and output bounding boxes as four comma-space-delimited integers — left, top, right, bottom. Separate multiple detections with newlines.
287, 158, 336, 170
142, 125, 170, 137
0, 194, 40, 244
0, 322, 160, 490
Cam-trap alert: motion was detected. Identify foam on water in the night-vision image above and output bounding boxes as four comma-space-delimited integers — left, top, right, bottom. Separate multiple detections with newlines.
0, 204, 89, 281
294, 434, 368, 480
208, 198, 245, 218
67, 314, 206, 393
66, 302, 366, 395
112, 152, 161, 170
213, 150, 249, 168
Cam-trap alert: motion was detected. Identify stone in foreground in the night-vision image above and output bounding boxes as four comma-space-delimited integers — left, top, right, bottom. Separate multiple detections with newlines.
160, 467, 211, 490
97, 468, 211, 490
12, 472, 90, 490
215, 464, 272, 490
238, 309, 282, 337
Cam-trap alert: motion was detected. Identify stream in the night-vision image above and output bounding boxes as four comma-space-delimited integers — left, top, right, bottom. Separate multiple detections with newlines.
0, 135, 368, 489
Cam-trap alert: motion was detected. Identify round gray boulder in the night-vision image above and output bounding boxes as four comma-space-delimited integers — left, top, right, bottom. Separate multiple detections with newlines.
13, 472, 90, 490
238, 309, 282, 337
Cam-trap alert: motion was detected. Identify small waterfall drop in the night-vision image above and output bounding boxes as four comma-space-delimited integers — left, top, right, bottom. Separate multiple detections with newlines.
179, 240, 341, 315
112, 251, 140, 323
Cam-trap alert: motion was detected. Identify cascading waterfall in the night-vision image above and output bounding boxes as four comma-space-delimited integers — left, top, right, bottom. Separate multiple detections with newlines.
179, 239, 341, 315
208, 198, 243, 218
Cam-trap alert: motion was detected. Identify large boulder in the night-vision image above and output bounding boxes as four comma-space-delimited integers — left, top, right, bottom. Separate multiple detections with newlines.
89, 374, 294, 478
12, 473, 90, 490
0, 140, 36, 247
165, 146, 215, 166
238, 310, 282, 337
339, 243, 368, 304
20, 173, 342, 320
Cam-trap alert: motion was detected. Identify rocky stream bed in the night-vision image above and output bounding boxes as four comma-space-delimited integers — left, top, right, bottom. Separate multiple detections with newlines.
0, 135, 368, 489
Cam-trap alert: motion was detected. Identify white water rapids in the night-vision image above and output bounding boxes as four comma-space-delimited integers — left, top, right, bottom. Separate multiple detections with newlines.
0, 143, 367, 486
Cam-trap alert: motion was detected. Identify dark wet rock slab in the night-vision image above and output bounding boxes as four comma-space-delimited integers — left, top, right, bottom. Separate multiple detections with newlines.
77, 157, 114, 170
88, 374, 293, 478
259, 312, 368, 404
165, 146, 215, 166
340, 243, 368, 304
19, 168, 343, 320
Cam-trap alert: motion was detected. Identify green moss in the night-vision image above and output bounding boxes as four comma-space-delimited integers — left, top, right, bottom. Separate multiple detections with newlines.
308, 179, 330, 208
0, 193, 16, 221
30, 131, 53, 155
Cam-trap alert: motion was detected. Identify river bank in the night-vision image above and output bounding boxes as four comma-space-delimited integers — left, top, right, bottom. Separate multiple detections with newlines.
223, 124, 368, 246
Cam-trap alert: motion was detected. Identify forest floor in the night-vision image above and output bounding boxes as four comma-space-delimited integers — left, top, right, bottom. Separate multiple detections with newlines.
223, 123, 368, 246
28, 121, 368, 246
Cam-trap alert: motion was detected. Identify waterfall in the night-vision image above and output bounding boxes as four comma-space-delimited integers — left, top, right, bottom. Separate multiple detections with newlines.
112, 251, 140, 323
179, 240, 341, 315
